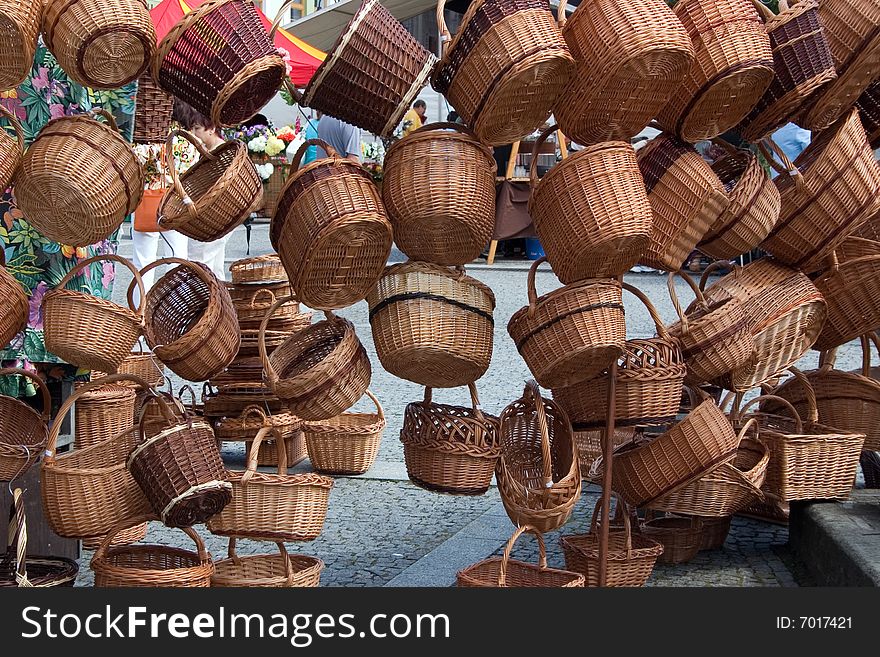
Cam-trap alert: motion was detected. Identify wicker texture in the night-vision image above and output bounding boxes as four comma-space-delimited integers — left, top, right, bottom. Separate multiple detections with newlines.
81, 522, 148, 552
507, 257, 625, 389
303, 390, 385, 475
216, 405, 301, 442
74, 383, 136, 451
856, 79, 880, 149
230, 254, 287, 284
400, 384, 501, 495
367, 261, 495, 389
637, 134, 729, 271
212, 539, 323, 587
382, 123, 497, 266
154, 0, 286, 127
43, 0, 154, 89
433, 0, 574, 146
0, 104, 24, 193
158, 130, 262, 242
862, 451, 880, 488
0, 248, 28, 356
0, 0, 41, 90
457, 525, 584, 587
41, 375, 153, 539
496, 381, 581, 533
207, 427, 334, 542
699, 144, 781, 260
140, 258, 241, 382
699, 516, 733, 549
246, 430, 307, 468
640, 513, 703, 564
760, 108, 880, 272
203, 383, 287, 418
0, 368, 50, 482
657, 0, 774, 141
554, 0, 694, 145
134, 72, 173, 144
273, 138, 392, 310
561, 497, 663, 587
128, 396, 232, 528
16, 110, 144, 247
92, 518, 214, 587
93, 347, 165, 389
573, 428, 636, 481
529, 128, 652, 281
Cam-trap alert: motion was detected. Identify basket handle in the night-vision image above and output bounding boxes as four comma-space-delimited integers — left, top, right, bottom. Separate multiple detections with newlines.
557, 0, 569, 26
738, 394, 804, 432
436, 0, 486, 56
0, 104, 25, 154
423, 382, 485, 420
161, 129, 216, 225
697, 260, 738, 292
529, 124, 558, 188
91, 513, 157, 564
863, 333, 880, 378
363, 389, 384, 422
525, 256, 552, 318
621, 281, 672, 340
127, 257, 218, 315
242, 426, 288, 483
0, 368, 52, 422
137, 389, 189, 441
523, 380, 554, 487
291, 138, 339, 171
666, 269, 708, 335
589, 495, 633, 557
238, 404, 270, 426
226, 537, 294, 584
787, 367, 819, 423
758, 138, 807, 193
56, 254, 146, 317
177, 385, 200, 412
249, 288, 277, 308
498, 525, 546, 586
89, 108, 120, 135
6, 488, 31, 586
259, 295, 302, 384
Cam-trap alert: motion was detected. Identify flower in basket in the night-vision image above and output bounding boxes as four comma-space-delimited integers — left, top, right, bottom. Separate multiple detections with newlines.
276, 125, 297, 144
255, 162, 275, 181
265, 135, 286, 157
248, 134, 268, 153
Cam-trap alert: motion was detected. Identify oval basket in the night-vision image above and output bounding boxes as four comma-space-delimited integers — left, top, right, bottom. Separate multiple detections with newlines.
0, 248, 28, 350
212, 539, 323, 588
230, 254, 287, 285
0, 104, 24, 191
0, 0, 41, 90
0, 368, 50, 482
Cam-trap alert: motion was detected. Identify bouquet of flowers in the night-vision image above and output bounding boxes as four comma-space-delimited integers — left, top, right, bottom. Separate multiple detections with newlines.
361, 141, 386, 184
133, 143, 170, 190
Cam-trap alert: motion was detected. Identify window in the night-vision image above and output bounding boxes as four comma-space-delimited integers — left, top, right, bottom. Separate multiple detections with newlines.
289, 1, 304, 20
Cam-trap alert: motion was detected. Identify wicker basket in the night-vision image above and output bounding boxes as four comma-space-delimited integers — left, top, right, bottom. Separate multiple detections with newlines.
203, 384, 287, 418
573, 428, 637, 481
0, 0, 41, 90
1, 488, 78, 588
457, 525, 585, 587
212, 539, 323, 588
552, 282, 686, 431
657, 0, 774, 141
158, 130, 262, 242
856, 79, 880, 149
128, 395, 232, 528
400, 384, 501, 495
261, 299, 371, 421
699, 516, 733, 550
698, 142, 781, 260
140, 258, 241, 382
382, 123, 497, 266
0, 104, 24, 192
696, 258, 827, 391
227, 280, 292, 303
233, 287, 303, 326
247, 430, 308, 468
800, 0, 880, 131
813, 239, 880, 351
611, 395, 739, 507
367, 261, 495, 389
496, 381, 581, 533
640, 512, 703, 564
737, 0, 837, 141
74, 382, 136, 451
43, 0, 154, 89
759, 108, 880, 272
81, 522, 149, 552
230, 254, 287, 284
667, 270, 754, 386
92, 517, 214, 587
637, 133, 729, 271
273, 138, 392, 310
529, 127, 652, 281
862, 450, 880, 488
0, 250, 28, 358
133, 72, 173, 145
153, 0, 286, 127
16, 110, 145, 247
92, 343, 166, 389
41, 375, 153, 539
0, 368, 50, 483
303, 390, 385, 475
207, 427, 334, 542
291, 0, 435, 137
433, 0, 573, 146
561, 497, 663, 587
553, 0, 694, 145
507, 257, 625, 389
746, 380, 865, 501
217, 405, 301, 441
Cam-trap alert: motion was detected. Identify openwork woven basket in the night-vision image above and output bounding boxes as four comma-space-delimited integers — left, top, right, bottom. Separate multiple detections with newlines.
368, 261, 495, 389
303, 390, 385, 475
0, 368, 50, 483
0, 0, 41, 90
0, 104, 24, 192
212, 539, 323, 588
0, 248, 28, 350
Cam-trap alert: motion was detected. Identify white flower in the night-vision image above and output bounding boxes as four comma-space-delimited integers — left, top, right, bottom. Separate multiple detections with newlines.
249, 135, 268, 153
255, 162, 274, 180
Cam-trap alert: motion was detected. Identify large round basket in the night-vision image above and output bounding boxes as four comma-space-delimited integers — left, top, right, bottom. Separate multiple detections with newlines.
15, 110, 145, 247
400, 384, 501, 496
0, 0, 41, 90
74, 382, 136, 451
43, 0, 155, 89
367, 261, 495, 389
382, 123, 497, 266
0, 369, 50, 482
212, 540, 323, 588
496, 381, 581, 533
153, 0, 286, 127
158, 130, 263, 242
272, 139, 392, 310
303, 390, 385, 475
507, 257, 625, 389
637, 133, 729, 271
0, 104, 24, 192
0, 248, 28, 350
529, 127, 652, 281
133, 72, 173, 144
432, 0, 574, 146
553, 0, 694, 145
457, 526, 584, 587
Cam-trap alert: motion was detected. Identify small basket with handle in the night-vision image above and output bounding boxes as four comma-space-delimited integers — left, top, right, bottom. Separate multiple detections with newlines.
640, 511, 703, 564
212, 539, 323, 588
0, 368, 50, 482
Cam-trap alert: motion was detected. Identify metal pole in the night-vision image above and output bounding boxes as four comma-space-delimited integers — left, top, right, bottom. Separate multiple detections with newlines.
597, 359, 618, 587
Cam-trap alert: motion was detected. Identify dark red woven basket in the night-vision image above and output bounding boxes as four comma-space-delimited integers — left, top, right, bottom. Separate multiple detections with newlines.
857, 79, 880, 149
134, 72, 174, 144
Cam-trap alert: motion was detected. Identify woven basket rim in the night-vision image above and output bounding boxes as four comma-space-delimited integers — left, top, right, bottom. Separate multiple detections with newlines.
508, 277, 623, 327
375, 261, 497, 307
212, 553, 324, 586
154, 0, 239, 74
560, 531, 664, 560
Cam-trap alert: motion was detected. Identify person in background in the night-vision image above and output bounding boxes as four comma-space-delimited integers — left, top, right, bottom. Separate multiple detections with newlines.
401, 99, 427, 137
446, 110, 460, 124
316, 113, 361, 162
768, 122, 811, 176
302, 111, 320, 164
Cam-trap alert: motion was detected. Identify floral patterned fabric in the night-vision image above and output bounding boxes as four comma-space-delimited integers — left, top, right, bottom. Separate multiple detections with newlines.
0, 44, 137, 397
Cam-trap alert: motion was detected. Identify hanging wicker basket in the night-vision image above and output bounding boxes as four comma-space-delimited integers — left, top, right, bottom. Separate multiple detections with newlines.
158, 130, 263, 242
16, 110, 145, 247
528, 126, 652, 281
0, 0, 41, 90
496, 381, 581, 533
303, 390, 385, 475
0, 104, 24, 192
0, 249, 28, 351
457, 525, 584, 587
400, 384, 501, 496
382, 123, 497, 266
367, 261, 495, 389
133, 72, 173, 145
0, 368, 50, 483
553, 0, 694, 146
507, 257, 625, 389
212, 539, 323, 588
572, 428, 637, 481
74, 382, 136, 451
207, 426, 334, 542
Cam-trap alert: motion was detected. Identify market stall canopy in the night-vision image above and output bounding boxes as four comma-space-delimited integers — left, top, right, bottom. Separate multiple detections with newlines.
150, 0, 325, 87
